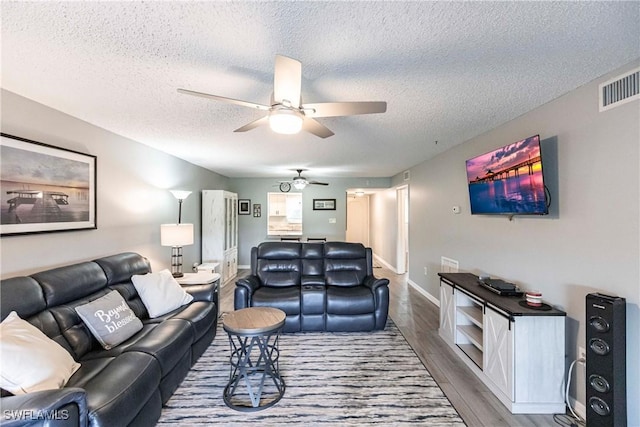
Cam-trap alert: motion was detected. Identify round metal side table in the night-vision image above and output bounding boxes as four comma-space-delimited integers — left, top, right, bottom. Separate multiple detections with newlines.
222, 307, 286, 411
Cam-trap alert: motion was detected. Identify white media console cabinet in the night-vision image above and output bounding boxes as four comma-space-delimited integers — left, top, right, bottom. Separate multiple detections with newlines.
438, 273, 566, 414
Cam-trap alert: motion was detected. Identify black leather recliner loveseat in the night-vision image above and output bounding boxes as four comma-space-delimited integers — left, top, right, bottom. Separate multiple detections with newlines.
235, 241, 389, 332
0, 252, 218, 427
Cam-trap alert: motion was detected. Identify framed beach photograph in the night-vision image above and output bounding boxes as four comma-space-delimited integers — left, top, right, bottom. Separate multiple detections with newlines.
313, 199, 336, 210
0, 133, 97, 236
238, 199, 251, 215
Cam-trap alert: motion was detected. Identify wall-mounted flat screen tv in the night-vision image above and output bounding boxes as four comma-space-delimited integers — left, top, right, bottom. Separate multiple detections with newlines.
466, 135, 548, 215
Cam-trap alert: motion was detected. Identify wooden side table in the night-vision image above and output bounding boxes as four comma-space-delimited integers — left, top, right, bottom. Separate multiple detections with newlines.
222, 307, 286, 411
175, 272, 220, 308
175, 271, 220, 285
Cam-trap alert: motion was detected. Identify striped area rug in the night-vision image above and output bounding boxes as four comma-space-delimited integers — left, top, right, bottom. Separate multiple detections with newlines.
158, 318, 465, 426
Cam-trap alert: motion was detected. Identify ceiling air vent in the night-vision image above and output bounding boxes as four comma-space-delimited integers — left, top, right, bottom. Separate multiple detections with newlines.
599, 67, 639, 112
403, 170, 410, 181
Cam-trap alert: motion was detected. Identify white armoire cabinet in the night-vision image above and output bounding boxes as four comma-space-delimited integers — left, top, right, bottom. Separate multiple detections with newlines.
202, 190, 238, 284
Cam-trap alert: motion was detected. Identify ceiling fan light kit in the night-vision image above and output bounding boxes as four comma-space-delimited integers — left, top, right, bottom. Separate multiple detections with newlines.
178, 55, 386, 138
277, 169, 329, 192
269, 108, 304, 134
293, 180, 307, 190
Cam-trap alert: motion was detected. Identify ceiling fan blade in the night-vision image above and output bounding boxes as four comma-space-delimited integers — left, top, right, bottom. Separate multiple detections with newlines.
309, 181, 329, 186
177, 88, 270, 111
301, 118, 334, 139
233, 116, 269, 133
273, 55, 302, 108
302, 101, 387, 118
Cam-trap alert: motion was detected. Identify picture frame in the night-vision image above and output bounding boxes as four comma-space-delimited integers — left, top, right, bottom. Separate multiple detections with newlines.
313, 198, 336, 210
238, 199, 251, 215
1, 133, 97, 236
253, 203, 261, 217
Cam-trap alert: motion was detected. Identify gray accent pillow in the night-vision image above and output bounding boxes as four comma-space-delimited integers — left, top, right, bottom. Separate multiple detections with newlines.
75, 290, 143, 350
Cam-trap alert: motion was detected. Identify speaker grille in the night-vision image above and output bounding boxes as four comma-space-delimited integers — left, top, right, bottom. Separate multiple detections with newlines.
585, 293, 626, 427
589, 315, 610, 332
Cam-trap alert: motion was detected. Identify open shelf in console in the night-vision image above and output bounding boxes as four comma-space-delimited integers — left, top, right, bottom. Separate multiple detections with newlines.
455, 288, 484, 368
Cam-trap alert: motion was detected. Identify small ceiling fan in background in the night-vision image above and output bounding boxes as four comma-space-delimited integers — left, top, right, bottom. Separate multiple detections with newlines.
178, 55, 387, 138
277, 169, 328, 192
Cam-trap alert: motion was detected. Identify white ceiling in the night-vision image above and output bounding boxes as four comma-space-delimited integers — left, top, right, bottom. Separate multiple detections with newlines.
2, 2, 639, 179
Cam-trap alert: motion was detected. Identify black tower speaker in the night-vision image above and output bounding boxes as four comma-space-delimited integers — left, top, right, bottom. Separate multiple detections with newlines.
585, 293, 626, 427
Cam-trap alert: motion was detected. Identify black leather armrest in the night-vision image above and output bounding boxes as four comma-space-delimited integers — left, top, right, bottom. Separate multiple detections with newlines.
235, 276, 261, 293
363, 275, 389, 291
1, 388, 87, 427
234, 276, 262, 310
182, 282, 217, 303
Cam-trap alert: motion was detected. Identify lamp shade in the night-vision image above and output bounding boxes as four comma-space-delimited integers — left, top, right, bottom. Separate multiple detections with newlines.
170, 190, 192, 200
160, 223, 194, 246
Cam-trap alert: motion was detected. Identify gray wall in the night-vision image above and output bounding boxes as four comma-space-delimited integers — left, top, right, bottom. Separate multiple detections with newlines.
1, 90, 229, 277
398, 61, 640, 423
229, 177, 390, 266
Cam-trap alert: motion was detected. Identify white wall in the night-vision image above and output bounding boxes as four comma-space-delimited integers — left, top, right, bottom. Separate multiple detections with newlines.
399, 61, 640, 423
370, 188, 398, 270
1, 90, 229, 277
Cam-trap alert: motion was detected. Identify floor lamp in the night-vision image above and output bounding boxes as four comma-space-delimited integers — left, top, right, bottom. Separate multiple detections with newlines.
161, 190, 193, 278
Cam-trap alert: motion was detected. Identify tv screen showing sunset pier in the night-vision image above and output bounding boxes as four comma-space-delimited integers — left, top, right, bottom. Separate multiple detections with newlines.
465, 135, 548, 215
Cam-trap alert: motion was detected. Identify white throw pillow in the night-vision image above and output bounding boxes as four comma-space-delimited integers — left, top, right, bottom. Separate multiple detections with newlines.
131, 269, 193, 318
75, 290, 143, 350
0, 311, 81, 395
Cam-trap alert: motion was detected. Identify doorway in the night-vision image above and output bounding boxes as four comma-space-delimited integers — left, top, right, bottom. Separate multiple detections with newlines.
346, 194, 370, 246
396, 186, 409, 274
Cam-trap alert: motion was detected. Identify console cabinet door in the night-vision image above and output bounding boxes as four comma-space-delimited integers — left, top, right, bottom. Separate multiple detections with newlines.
439, 281, 456, 343
483, 305, 513, 400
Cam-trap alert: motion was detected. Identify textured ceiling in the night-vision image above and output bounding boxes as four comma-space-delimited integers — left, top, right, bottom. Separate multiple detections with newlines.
2, 2, 639, 179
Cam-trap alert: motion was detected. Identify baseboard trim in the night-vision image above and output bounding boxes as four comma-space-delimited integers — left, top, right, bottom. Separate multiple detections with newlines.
408, 279, 440, 307
373, 253, 398, 273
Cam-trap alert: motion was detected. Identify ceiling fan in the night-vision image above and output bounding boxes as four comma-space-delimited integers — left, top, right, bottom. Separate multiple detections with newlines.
278, 169, 328, 192
177, 55, 387, 138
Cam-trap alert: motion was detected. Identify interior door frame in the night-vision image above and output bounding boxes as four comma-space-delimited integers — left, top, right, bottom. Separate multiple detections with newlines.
396, 185, 409, 274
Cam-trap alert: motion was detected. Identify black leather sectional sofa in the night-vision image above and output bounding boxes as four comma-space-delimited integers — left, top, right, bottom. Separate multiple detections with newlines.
235, 241, 389, 332
0, 252, 218, 427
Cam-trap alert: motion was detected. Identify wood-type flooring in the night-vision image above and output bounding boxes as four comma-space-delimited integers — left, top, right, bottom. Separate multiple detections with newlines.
220, 267, 559, 427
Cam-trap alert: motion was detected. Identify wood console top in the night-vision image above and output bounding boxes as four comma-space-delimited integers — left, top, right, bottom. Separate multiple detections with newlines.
438, 273, 566, 317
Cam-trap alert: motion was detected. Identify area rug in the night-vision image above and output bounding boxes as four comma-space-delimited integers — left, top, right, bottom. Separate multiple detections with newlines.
157, 318, 465, 426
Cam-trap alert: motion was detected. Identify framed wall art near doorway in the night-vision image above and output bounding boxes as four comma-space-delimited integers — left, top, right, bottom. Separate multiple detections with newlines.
0, 133, 97, 236
238, 199, 251, 215
313, 199, 336, 210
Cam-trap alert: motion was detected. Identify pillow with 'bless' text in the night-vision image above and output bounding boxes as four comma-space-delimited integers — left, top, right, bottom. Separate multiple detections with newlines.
75, 290, 143, 350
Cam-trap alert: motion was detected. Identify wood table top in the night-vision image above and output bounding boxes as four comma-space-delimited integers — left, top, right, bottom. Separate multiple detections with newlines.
223, 307, 286, 335
438, 272, 566, 317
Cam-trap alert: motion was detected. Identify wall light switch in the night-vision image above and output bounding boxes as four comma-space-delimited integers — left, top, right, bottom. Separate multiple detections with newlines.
452, 206, 461, 214
329, 218, 337, 224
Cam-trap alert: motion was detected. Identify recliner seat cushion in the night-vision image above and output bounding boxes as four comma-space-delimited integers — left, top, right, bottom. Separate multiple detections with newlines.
326, 286, 375, 315
81, 320, 193, 376
164, 302, 217, 341
252, 287, 301, 315
68, 351, 161, 427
